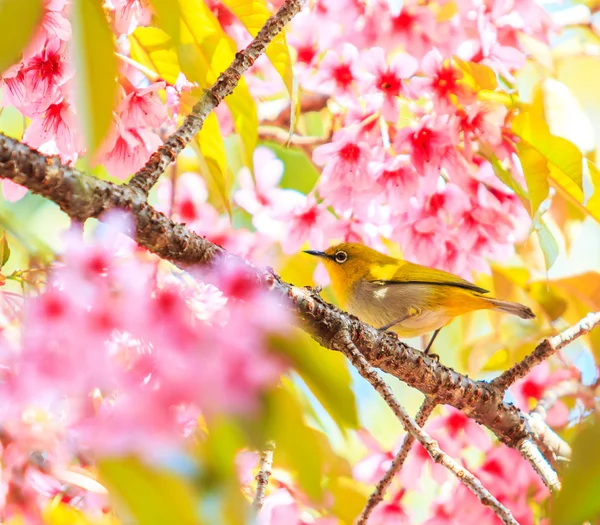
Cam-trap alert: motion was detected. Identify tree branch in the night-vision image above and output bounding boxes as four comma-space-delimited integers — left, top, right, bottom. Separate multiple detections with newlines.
127, 0, 306, 195
1, 132, 595, 463
333, 331, 518, 525
357, 398, 436, 524
517, 438, 561, 493
491, 312, 600, 391
253, 441, 275, 511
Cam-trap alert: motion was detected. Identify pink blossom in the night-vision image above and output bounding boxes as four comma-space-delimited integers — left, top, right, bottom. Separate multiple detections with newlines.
427, 407, 491, 457
119, 81, 168, 129
313, 127, 372, 191
370, 155, 419, 202
511, 362, 576, 428
313, 43, 360, 100
2, 180, 28, 202
360, 47, 418, 121
258, 489, 301, 525
369, 489, 409, 524
25, 0, 71, 58
97, 120, 162, 179
417, 50, 474, 111
394, 116, 453, 178
23, 99, 84, 164
279, 196, 339, 254
395, 212, 448, 268
106, 0, 152, 35
380, 6, 440, 59
21, 38, 71, 114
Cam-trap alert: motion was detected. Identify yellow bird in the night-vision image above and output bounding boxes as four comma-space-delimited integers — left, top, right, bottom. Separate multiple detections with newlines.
305, 243, 534, 355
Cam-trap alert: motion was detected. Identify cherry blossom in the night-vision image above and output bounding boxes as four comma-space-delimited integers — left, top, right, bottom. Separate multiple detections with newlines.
360, 47, 418, 121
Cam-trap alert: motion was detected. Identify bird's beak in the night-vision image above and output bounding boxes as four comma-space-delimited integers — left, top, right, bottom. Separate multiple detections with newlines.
304, 250, 329, 259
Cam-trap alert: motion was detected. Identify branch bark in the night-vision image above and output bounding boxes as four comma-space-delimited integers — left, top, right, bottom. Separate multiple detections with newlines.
127, 0, 306, 195
253, 441, 275, 511
1, 132, 595, 463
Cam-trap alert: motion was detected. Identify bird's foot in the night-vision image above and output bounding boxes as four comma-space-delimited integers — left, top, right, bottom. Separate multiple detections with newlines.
424, 350, 440, 362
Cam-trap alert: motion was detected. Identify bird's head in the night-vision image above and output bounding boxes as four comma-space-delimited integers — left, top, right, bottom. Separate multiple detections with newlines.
304, 243, 396, 297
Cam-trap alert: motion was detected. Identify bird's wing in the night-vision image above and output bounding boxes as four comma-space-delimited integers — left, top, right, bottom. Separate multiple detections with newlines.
368, 260, 489, 294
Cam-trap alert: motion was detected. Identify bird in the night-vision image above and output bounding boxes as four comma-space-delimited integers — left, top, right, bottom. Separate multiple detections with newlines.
305, 242, 535, 356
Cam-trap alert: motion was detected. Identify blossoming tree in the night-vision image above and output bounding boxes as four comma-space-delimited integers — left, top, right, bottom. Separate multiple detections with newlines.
0, 0, 599, 523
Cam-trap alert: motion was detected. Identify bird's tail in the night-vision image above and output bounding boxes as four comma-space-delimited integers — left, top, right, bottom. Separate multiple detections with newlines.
487, 298, 535, 319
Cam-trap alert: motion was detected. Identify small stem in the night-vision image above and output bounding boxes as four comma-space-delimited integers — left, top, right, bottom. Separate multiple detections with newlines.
253, 441, 275, 511
357, 398, 436, 524
492, 312, 600, 391
334, 332, 519, 525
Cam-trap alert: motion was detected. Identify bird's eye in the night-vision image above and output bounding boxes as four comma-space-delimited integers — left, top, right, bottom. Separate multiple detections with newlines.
334, 251, 348, 263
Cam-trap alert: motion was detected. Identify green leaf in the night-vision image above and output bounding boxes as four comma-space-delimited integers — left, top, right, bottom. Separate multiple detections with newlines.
192, 112, 232, 217
178, 0, 258, 169
486, 151, 529, 202
71, 0, 118, 155
263, 384, 325, 501
148, 0, 180, 46
0, 0, 43, 74
221, 0, 294, 95
271, 331, 359, 434
533, 215, 559, 271
264, 142, 319, 194
516, 142, 550, 217
98, 456, 200, 525
130, 28, 180, 84
512, 112, 584, 202
551, 418, 600, 525
0, 231, 10, 268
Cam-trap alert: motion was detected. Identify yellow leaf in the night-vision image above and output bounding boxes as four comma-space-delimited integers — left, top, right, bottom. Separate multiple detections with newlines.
71, 0, 118, 155
271, 330, 359, 434
148, 0, 181, 46
454, 57, 497, 91
192, 112, 232, 216
43, 503, 93, 525
98, 456, 200, 525
587, 159, 600, 216
516, 142, 549, 217
222, 0, 294, 95
263, 384, 325, 501
130, 27, 180, 84
178, 0, 258, 169
0, 0, 43, 74
533, 215, 559, 271
512, 111, 584, 202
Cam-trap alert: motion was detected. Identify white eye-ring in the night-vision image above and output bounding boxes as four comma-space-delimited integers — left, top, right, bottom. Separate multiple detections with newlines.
334, 251, 348, 263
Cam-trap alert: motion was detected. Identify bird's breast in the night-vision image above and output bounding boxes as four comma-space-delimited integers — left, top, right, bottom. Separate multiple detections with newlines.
346, 280, 453, 337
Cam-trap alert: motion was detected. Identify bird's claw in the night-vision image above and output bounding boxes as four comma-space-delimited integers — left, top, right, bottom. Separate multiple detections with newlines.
425, 351, 440, 362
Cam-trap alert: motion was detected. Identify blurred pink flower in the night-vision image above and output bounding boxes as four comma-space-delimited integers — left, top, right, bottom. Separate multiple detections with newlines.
97, 120, 162, 179
23, 99, 84, 164
119, 81, 168, 129
279, 196, 339, 254
106, 0, 152, 35
2, 180, 27, 203
511, 362, 575, 428
313, 43, 360, 100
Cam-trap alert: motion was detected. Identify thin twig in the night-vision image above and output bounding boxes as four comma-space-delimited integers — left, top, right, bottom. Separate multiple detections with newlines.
253, 441, 275, 511
492, 312, 600, 391
127, 0, 306, 195
517, 438, 561, 493
357, 398, 437, 524
333, 331, 519, 525
527, 380, 589, 463
258, 126, 329, 146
